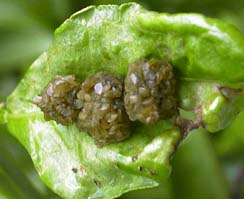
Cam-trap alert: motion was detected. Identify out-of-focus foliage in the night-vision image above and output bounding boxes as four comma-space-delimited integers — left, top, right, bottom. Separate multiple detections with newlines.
0, 0, 244, 199
171, 130, 230, 199
0, 127, 60, 199
213, 112, 244, 160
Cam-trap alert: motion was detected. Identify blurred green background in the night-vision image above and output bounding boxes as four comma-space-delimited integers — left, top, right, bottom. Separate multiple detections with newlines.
0, 0, 244, 198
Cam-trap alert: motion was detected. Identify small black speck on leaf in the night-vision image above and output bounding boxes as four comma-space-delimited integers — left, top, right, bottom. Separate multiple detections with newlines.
72, 168, 78, 173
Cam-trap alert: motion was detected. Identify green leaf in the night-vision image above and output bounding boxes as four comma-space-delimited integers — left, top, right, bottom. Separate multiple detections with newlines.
3, 2, 244, 199
213, 111, 244, 159
120, 179, 173, 199
6, 113, 180, 199
171, 130, 230, 199
178, 81, 244, 132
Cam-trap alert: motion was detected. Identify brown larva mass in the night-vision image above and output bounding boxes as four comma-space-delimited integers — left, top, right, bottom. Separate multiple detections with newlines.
34, 59, 177, 146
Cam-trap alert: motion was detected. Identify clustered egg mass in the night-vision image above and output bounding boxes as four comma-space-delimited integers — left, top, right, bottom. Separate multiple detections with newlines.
33, 75, 80, 125
124, 59, 177, 124
34, 59, 178, 146
76, 72, 130, 146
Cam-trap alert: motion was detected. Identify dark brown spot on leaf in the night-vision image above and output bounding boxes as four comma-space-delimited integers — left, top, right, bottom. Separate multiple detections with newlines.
93, 179, 102, 188
138, 166, 143, 171
72, 168, 78, 173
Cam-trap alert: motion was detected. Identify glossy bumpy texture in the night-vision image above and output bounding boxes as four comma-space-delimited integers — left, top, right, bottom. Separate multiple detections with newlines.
124, 59, 177, 124
34, 59, 177, 145
34, 73, 130, 146
77, 72, 130, 146
33, 75, 80, 125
